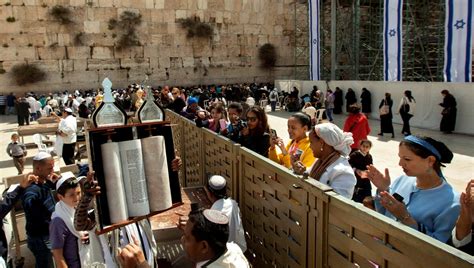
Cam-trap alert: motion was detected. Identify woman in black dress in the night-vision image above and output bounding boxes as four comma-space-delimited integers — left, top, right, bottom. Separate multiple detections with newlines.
360, 88, 372, 116
439, 89, 457, 134
345, 88, 357, 113
333, 87, 344, 114
378, 93, 394, 138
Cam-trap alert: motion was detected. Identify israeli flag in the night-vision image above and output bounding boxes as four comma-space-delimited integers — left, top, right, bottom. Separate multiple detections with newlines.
383, 0, 403, 81
309, 0, 321, 80
444, 0, 473, 82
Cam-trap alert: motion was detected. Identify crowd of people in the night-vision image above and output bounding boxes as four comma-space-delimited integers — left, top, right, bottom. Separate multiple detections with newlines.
0, 83, 469, 267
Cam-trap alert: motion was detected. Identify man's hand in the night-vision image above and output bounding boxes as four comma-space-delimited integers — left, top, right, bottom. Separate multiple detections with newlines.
81, 171, 101, 196
118, 235, 147, 268
20, 173, 38, 188
171, 156, 182, 172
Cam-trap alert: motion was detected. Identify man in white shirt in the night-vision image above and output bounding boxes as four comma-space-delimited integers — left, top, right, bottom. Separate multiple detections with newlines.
55, 108, 77, 165
205, 175, 247, 253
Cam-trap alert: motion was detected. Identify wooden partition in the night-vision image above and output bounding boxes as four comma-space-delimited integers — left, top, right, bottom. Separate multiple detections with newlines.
326, 192, 473, 268
239, 147, 310, 267
165, 109, 474, 268
202, 128, 240, 200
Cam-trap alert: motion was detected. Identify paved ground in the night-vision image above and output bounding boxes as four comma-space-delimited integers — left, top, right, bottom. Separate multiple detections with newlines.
265, 110, 473, 193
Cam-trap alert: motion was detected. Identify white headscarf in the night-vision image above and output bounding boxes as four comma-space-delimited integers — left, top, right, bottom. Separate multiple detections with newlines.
314, 123, 354, 156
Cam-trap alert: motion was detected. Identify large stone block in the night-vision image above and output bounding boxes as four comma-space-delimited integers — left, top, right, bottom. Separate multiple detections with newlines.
60, 59, 74, 72
16, 47, 36, 60
29, 59, 60, 72
149, 57, 159, 70
63, 70, 99, 84
0, 6, 13, 20
70, 0, 86, 7
153, 0, 164, 9
73, 59, 88, 71
92, 46, 113, 59
0, 21, 21, 34
144, 45, 159, 58
197, 0, 207, 10
67, 46, 91, 59
1, 60, 24, 72
37, 46, 66, 60
98, 0, 114, 8
57, 34, 71, 46
0, 47, 18, 61
120, 58, 149, 69
84, 21, 100, 34
87, 58, 120, 70
158, 56, 170, 68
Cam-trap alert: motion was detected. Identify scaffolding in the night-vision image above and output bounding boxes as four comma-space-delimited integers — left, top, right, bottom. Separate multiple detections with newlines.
294, 0, 310, 80
299, 0, 450, 82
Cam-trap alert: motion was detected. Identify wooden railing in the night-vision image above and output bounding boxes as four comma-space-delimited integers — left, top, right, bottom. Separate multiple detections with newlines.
165, 110, 474, 268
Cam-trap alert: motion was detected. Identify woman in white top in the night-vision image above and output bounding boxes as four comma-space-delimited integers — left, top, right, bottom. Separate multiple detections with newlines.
293, 123, 356, 198
397, 90, 416, 136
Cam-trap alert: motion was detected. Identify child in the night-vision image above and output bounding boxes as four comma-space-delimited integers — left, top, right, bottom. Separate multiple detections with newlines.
50, 172, 103, 268
196, 103, 228, 134
6, 133, 27, 175
225, 103, 244, 142
349, 139, 373, 203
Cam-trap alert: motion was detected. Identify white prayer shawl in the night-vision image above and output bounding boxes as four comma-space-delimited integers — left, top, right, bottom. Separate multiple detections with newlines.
206, 242, 250, 268
51, 201, 105, 267
309, 0, 321, 80
444, 0, 473, 82
383, 0, 403, 81
211, 198, 247, 253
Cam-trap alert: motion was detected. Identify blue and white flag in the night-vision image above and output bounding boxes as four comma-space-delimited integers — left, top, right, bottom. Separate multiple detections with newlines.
383, 0, 403, 81
309, 0, 321, 80
444, 0, 473, 82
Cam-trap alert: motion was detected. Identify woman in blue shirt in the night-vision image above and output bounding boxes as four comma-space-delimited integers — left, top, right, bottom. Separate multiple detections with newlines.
367, 135, 460, 243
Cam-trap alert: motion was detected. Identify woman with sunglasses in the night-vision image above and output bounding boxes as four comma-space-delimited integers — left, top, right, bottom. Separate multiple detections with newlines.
269, 112, 315, 170
240, 106, 271, 157
367, 135, 459, 243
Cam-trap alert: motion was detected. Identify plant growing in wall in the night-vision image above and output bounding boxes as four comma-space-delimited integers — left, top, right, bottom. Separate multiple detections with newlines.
11, 63, 46, 85
74, 32, 85, 46
178, 17, 213, 39
108, 11, 142, 49
49, 5, 73, 24
6, 17, 15, 22
258, 43, 277, 68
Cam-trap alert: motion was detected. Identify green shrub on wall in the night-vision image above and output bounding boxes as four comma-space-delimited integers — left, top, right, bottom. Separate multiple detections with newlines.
11, 64, 46, 85
49, 5, 73, 24
178, 17, 213, 38
108, 11, 142, 49
258, 43, 277, 68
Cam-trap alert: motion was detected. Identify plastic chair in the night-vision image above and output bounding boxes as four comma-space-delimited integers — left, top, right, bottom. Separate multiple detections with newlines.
32, 133, 55, 154
315, 109, 326, 125
259, 99, 268, 108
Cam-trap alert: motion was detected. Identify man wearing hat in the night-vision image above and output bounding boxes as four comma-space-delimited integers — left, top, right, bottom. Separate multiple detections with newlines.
205, 175, 247, 253
53, 107, 77, 165
118, 209, 249, 268
21, 152, 59, 268
180, 97, 202, 120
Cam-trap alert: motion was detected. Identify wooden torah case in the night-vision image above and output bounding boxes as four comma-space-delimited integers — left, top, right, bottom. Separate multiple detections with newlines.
85, 121, 182, 233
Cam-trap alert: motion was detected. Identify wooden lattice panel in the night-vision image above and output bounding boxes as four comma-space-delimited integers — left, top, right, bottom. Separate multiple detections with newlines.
326, 193, 473, 268
181, 118, 204, 187
165, 110, 185, 186
202, 128, 239, 200
239, 147, 309, 268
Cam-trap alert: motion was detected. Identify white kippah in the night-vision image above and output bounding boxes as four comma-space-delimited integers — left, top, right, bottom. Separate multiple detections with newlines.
56, 171, 76, 190
64, 107, 73, 113
33, 152, 52, 161
208, 175, 226, 190
203, 209, 229, 225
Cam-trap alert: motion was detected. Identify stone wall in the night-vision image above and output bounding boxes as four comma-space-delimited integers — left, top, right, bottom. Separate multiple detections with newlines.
0, 0, 296, 93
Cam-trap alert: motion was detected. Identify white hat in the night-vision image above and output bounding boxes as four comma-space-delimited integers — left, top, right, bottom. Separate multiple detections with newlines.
64, 108, 73, 113
32, 152, 52, 161
314, 123, 354, 156
203, 209, 229, 225
56, 171, 76, 190
208, 175, 226, 191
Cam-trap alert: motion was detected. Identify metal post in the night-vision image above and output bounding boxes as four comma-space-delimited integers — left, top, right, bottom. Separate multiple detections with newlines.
331, 0, 337, 80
